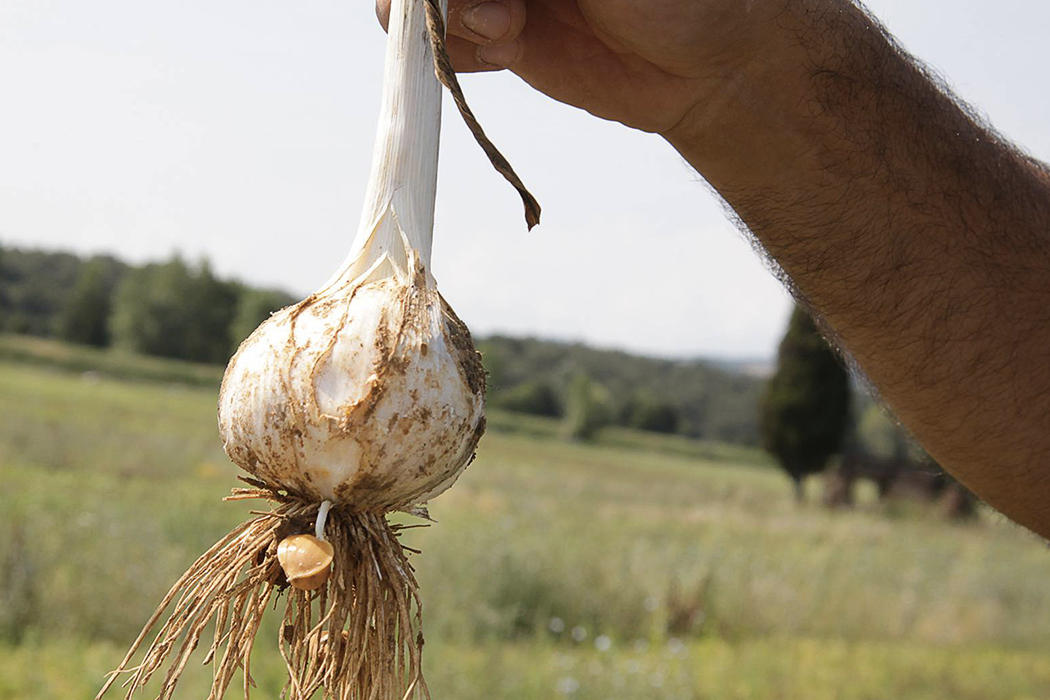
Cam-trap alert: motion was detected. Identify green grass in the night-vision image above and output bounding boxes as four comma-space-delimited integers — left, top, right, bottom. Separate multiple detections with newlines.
4, 637, 1050, 700
0, 333, 223, 387
2, 347, 1050, 699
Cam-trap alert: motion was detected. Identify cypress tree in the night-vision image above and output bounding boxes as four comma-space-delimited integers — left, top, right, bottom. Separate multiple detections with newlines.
58, 259, 114, 346
761, 306, 852, 500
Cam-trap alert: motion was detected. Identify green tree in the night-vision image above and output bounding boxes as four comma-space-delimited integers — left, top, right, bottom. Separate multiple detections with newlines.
111, 257, 192, 359
561, 373, 611, 441
228, 288, 296, 355
492, 380, 562, 417
0, 247, 83, 337
182, 261, 239, 364
57, 259, 114, 347
620, 391, 680, 434
761, 306, 852, 501
110, 256, 239, 363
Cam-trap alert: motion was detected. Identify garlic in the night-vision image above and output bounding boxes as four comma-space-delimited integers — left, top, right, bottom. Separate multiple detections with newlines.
97, 1, 529, 697
278, 533, 335, 591
217, 0, 485, 511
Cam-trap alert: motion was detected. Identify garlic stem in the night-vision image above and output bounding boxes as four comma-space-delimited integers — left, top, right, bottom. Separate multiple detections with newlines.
322, 0, 447, 292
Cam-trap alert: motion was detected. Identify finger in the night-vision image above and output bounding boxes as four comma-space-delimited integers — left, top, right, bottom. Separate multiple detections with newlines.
446, 34, 522, 73
448, 0, 526, 45
376, 0, 391, 32
376, 0, 525, 46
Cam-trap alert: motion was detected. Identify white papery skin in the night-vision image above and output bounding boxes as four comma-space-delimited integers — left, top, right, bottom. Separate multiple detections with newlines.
218, 0, 484, 511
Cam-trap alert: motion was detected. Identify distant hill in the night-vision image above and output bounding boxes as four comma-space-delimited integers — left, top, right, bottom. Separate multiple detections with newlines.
702, 357, 776, 379
479, 335, 763, 445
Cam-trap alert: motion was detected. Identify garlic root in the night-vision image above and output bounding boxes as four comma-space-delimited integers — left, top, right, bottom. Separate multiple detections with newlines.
96, 493, 429, 700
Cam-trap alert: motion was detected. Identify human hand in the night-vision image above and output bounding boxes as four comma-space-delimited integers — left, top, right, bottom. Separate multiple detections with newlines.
376, 0, 792, 137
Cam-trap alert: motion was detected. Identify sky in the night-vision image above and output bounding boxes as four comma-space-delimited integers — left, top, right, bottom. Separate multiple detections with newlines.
1, 0, 1048, 361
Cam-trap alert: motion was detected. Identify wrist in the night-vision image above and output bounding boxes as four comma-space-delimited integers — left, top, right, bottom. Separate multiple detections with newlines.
660, 1, 854, 196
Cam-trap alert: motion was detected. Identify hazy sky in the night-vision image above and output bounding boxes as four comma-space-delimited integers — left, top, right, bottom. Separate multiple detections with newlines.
1, 1, 1048, 359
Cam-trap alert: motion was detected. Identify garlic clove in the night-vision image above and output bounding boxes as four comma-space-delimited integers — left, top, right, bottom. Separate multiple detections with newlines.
277, 534, 334, 591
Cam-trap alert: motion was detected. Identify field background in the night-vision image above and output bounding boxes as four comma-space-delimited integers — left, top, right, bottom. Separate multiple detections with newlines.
2, 337, 1050, 700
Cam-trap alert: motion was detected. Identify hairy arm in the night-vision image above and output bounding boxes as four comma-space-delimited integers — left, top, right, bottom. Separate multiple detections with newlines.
666, 3, 1050, 535
378, 0, 1050, 535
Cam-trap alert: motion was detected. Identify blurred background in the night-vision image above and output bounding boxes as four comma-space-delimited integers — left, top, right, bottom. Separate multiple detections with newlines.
3, 1, 1050, 699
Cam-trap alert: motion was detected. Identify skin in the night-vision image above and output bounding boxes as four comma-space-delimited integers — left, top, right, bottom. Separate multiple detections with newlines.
377, 0, 1050, 538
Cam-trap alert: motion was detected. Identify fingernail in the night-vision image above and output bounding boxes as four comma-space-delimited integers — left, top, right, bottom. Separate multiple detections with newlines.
476, 41, 519, 67
462, 2, 512, 41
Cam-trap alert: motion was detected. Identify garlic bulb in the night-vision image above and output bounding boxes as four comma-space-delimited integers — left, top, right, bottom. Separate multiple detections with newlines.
218, 0, 484, 511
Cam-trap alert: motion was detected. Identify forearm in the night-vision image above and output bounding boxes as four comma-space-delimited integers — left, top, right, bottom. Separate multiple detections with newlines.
667, 2, 1050, 534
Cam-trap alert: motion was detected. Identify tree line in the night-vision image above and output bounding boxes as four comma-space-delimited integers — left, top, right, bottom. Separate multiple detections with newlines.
478, 335, 766, 445
0, 245, 294, 364
0, 244, 769, 443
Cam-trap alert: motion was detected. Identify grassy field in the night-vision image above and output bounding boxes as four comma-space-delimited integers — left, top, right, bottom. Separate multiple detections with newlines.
2, 338, 1050, 699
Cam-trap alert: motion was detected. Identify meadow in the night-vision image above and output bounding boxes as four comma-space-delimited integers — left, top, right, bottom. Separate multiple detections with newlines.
2, 336, 1050, 699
